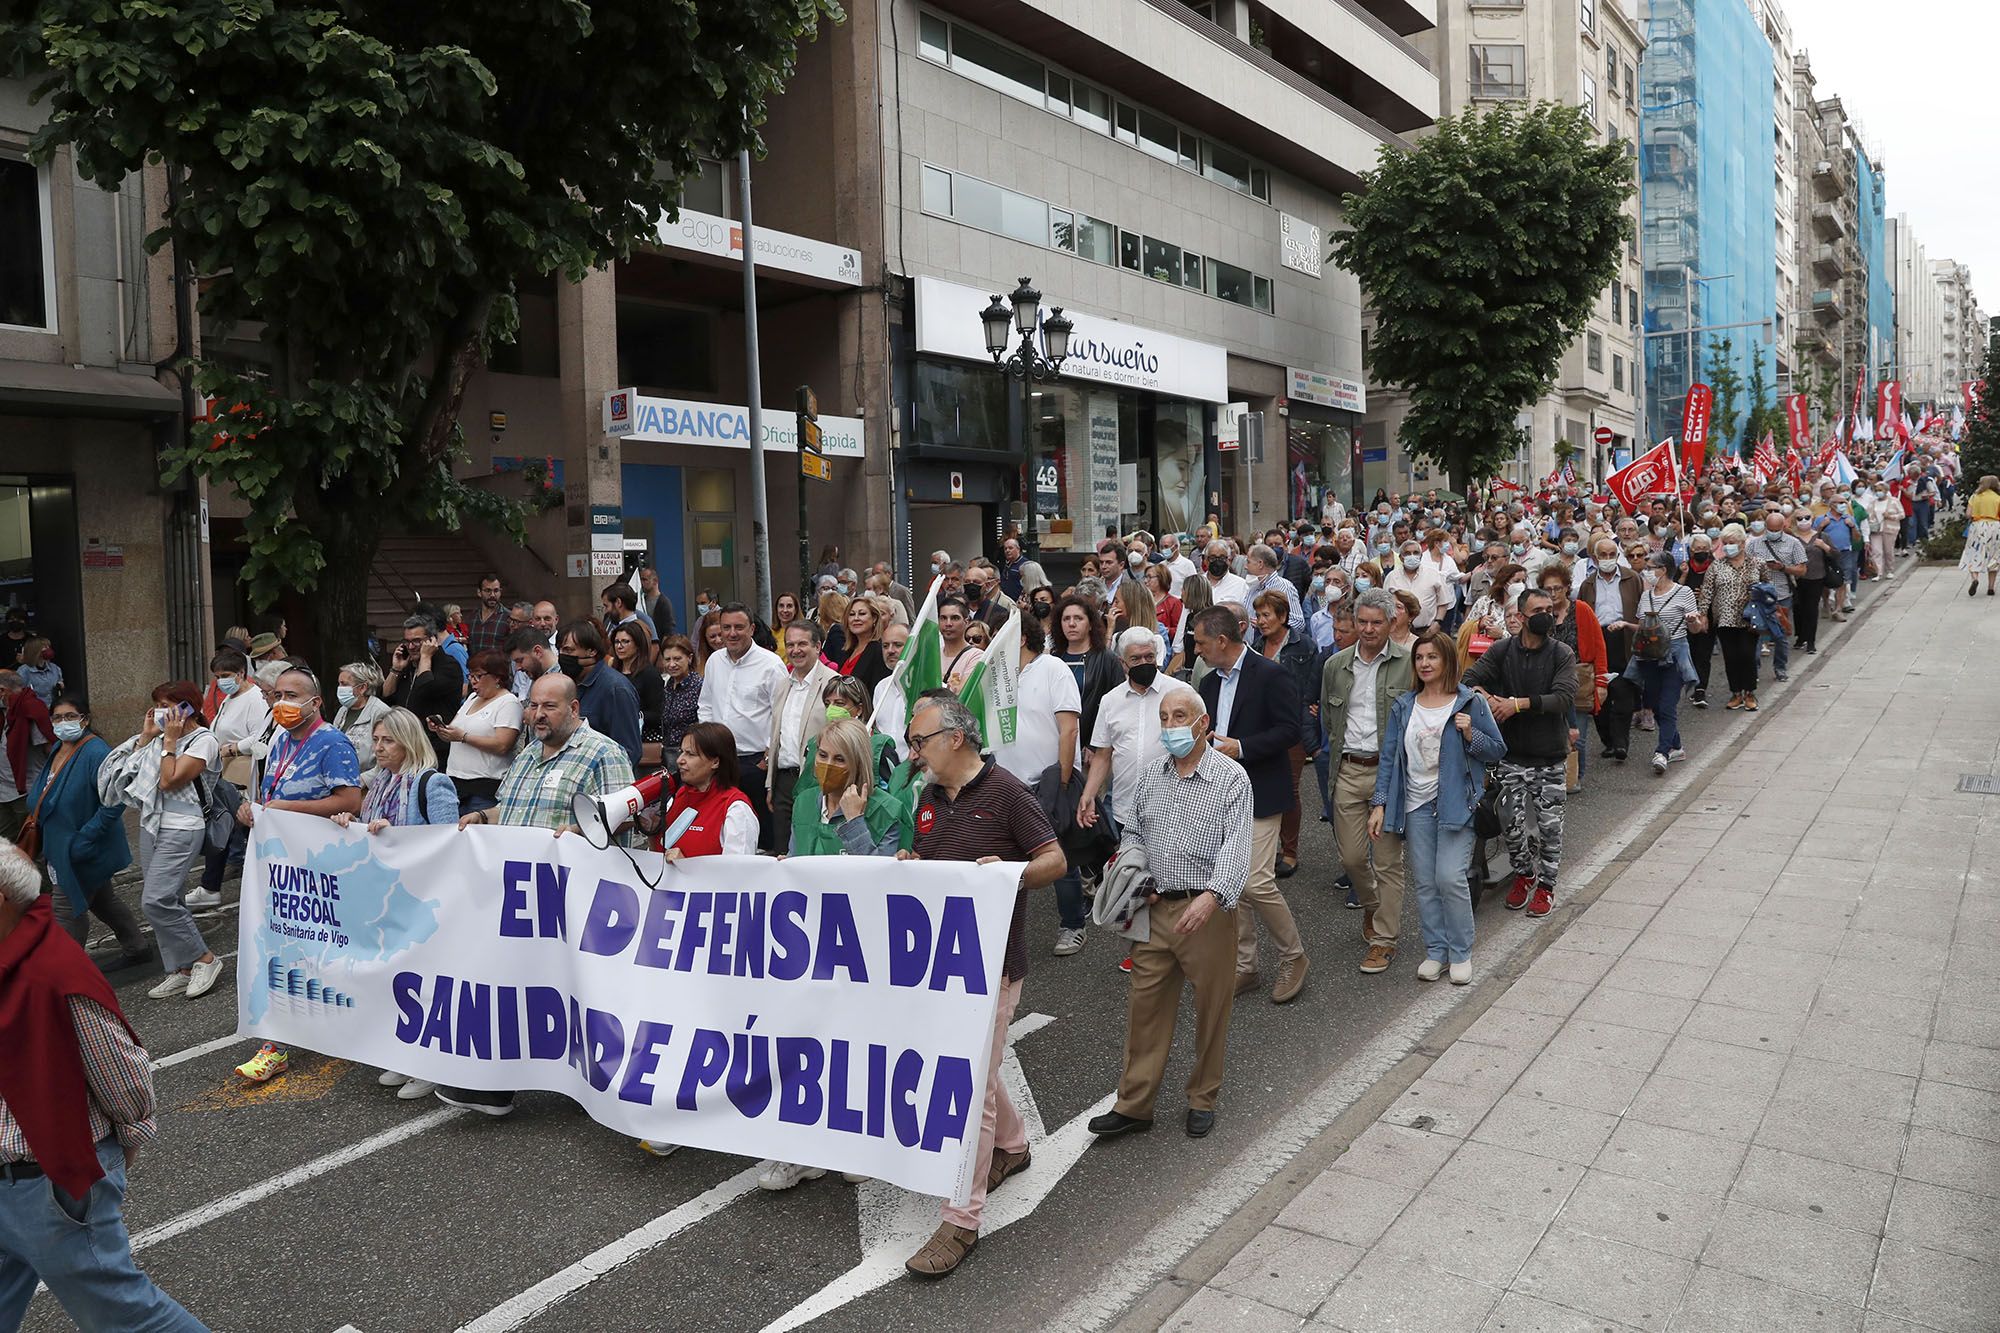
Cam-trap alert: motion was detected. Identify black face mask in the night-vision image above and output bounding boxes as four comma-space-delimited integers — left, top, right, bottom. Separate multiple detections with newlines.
966, 583, 985, 602
558, 653, 585, 679
1127, 663, 1159, 689
1525, 612, 1555, 637
1032, 600, 1053, 619
1206, 557, 1229, 578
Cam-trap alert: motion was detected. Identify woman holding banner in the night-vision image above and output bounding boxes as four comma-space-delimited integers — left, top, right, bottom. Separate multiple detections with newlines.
338, 707, 459, 1103
656, 722, 758, 860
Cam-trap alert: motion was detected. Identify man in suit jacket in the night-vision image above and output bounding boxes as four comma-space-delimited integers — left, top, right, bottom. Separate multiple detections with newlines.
1190, 606, 1311, 1005
766, 620, 837, 852
1319, 589, 1413, 974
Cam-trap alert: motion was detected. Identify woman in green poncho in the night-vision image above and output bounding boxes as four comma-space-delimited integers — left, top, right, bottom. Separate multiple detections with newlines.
787, 717, 913, 858
789, 676, 915, 832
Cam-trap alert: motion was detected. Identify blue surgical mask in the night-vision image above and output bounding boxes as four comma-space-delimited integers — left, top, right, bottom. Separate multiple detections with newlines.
52, 720, 85, 743
336, 685, 357, 708
1354, 575, 1373, 591
1561, 541, 1580, 556
1706, 526, 1722, 541
1310, 575, 1326, 593
1161, 725, 1198, 758
1401, 554, 1422, 570
216, 675, 241, 697
1375, 542, 1392, 555
1749, 520, 1766, 534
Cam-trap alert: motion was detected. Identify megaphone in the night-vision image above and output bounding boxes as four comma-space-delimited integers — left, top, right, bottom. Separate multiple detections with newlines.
571, 771, 669, 850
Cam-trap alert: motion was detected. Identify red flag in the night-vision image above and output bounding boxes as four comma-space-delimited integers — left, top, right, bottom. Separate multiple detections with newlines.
1753, 434, 1780, 483
1493, 477, 1523, 493
1606, 439, 1680, 511
1815, 437, 1840, 470
1783, 394, 1810, 453
1877, 381, 1902, 444
1965, 381, 1983, 416
1786, 448, 1803, 494
1680, 385, 1714, 478
1850, 367, 1867, 444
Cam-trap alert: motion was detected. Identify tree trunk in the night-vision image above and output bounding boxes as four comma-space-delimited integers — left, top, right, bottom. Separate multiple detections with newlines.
303, 513, 384, 670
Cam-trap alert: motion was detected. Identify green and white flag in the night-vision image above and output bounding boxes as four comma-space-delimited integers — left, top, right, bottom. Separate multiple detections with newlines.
885, 574, 945, 715
956, 608, 1022, 748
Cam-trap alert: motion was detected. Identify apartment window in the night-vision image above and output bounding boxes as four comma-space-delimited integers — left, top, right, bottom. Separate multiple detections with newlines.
1209, 259, 1253, 307
949, 26, 1046, 104
1073, 84, 1113, 134
1204, 143, 1254, 195
923, 166, 1047, 246
1183, 252, 1204, 288
1046, 72, 1071, 116
1607, 45, 1619, 81
0, 156, 53, 332
1115, 103, 1138, 146
1627, 285, 1638, 328
1624, 62, 1635, 106
618, 302, 716, 394
1254, 275, 1273, 313
1613, 354, 1625, 391
676, 157, 731, 216
1587, 332, 1604, 371
1582, 73, 1598, 122
1580, 0, 1596, 35
1612, 284, 1622, 324
1136, 109, 1180, 164
1075, 215, 1117, 264
919, 12, 948, 62
1470, 46, 1527, 100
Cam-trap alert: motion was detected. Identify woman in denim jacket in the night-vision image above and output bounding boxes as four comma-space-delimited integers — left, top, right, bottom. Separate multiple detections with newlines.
1368, 628, 1507, 984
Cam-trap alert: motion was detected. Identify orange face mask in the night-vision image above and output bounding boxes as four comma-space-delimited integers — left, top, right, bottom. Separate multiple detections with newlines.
271, 702, 306, 729
814, 758, 850, 793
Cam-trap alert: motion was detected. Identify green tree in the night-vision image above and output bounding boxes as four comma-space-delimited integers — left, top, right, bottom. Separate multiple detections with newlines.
1331, 102, 1633, 491
2, 0, 839, 660
1740, 344, 1777, 456
1962, 338, 2000, 488
1703, 336, 1743, 465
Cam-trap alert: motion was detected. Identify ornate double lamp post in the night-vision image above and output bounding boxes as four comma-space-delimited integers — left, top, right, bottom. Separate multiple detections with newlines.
979, 277, 1072, 561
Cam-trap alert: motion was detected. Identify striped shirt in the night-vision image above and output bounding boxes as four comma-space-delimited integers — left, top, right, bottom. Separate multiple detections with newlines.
1639, 583, 1700, 643
491, 723, 635, 833
1121, 747, 1254, 908
0, 997, 158, 1161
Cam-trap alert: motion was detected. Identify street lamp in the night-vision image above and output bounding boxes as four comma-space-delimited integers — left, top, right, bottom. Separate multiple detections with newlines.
980, 277, 1072, 560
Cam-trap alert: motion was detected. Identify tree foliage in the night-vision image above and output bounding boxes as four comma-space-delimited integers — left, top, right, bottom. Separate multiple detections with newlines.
1704, 336, 1743, 454
1962, 337, 2000, 489
1331, 102, 1634, 491
1740, 344, 1778, 457
1, 0, 839, 657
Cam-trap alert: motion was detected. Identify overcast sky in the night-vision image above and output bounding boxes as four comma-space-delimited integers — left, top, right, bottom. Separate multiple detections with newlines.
1787, 0, 1991, 311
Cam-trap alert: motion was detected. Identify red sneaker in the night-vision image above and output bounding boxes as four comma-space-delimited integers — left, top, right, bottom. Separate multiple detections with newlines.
1118, 955, 1133, 974
1527, 885, 1555, 918
1505, 875, 1533, 910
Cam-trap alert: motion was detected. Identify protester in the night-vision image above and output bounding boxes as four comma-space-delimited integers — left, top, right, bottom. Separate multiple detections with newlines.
656, 633, 703, 764
696, 603, 787, 851
0, 843, 210, 1332
835, 593, 892, 690
1320, 589, 1412, 973
15, 638, 61, 708
557, 620, 644, 768
989, 605, 1085, 955
383, 612, 466, 766
1089, 684, 1251, 1141
466, 574, 511, 658
1963, 475, 2000, 597
1252, 589, 1318, 880
329, 659, 388, 765
767, 620, 836, 850
435, 650, 523, 814
639, 564, 677, 640
1696, 525, 1769, 712
610, 620, 666, 748
1368, 630, 1505, 983
1630, 552, 1701, 774
0, 670, 54, 843
27, 696, 144, 965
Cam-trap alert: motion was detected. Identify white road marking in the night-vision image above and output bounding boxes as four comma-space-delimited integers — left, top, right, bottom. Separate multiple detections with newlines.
456, 1164, 766, 1332
129, 1107, 463, 1253
150, 1032, 244, 1071
759, 1013, 1111, 1333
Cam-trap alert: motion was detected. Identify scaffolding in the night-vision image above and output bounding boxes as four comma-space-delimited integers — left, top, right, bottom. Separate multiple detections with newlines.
1639, 0, 1777, 446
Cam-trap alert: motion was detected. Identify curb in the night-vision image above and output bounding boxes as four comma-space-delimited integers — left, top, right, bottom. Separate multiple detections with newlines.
1109, 569, 1912, 1333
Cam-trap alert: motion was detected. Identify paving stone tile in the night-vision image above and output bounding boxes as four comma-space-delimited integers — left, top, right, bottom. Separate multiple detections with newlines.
1595, 1121, 1749, 1197
1869, 1238, 2000, 1333
1429, 1139, 1585, 1225
1809, 986, 1935, 1039
1776, 1057, 1918, 1123
1471, 1092, 1622, 1166
1495, 975, 1594, 1018
1308, 1250, 1500, 1333
1667, 1264, 1863, 1332
1330, 1121, 1461, 1190
1652, 1034, 1788, 1096
1911, 1079, 2000, 1145
1581, 901, 1662, 933
1675, 1002, 1803, 1056
1513, 1052, 1647, 1117
1271, 1169, 1415, 1246
1627, 929, 1739, 970
1732, 916, 1848, 956
1698, 969, 1819, 1018
1698, 1200, 1880, 1307
1573, 987, 1695, 1036
1922, 1038, 2000, 1093
1899, 1127, 2000, 1200
1460, 1008, 1568, 1054
1165, 1284, 1306, 1333
1625, 1073, 1770, 1142
1727, 1145, 1895, 1236
1542, 1021, 1674, 1075
1603, 956, 1721, 1002
1555, 1165, 1724, 1261
1716, 943, 1834, 986
1646, 907, 1749, 942
1383, 1076, 1507, 1140
1835, 929, 1954, 974
1790, 1016, 1926, 1077
1374, 1188, 1549, 1287
1427, 1041, 1540, 1094
1479, 1290, 1645, 1333
1884, 1178, 2000, 1264
1512, 1223, 1693, 1331
1211, 1224, 1362, 1317
1859, 1314, 1944, 1333
1529, 947, 1622, 988
1752, 1096, 1910, 1176
1931, 1001, 2000, 1051
1560, 924, 1644, 956
1751, 890, 1857, 925
1820, 957, 1946, 1003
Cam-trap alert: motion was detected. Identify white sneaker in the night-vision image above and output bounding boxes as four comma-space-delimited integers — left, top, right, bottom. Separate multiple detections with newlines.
378, 1070, 412, 1087
1666, 748, 1687, 764
147, 971, 190, 999
637, 1139, 680, 1158
1449, 961, 1473, 985
1053, 926, 1087, 956
841, 1172, 871, 1184
1651, 753, 1669, 775
186, 955, 226, 998
397, 1078, 438, 1101
757, 1161, 827, 1192
183, 888, 223, 910
1416, 959, 1444, 982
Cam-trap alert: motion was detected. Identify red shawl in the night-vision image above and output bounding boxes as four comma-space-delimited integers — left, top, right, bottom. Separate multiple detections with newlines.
5, 690, 53, 792
0, 897, 142, 1198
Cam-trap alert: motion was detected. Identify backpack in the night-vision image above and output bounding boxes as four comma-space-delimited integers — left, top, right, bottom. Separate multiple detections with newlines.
194, 769, 243, 854
1633, 595, 1671, 661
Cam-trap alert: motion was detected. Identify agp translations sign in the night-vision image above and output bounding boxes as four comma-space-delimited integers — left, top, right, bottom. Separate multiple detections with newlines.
240, 811, 1021, 1202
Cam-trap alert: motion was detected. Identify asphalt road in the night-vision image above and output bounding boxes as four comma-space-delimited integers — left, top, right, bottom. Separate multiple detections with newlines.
21, 572, 1905, 1333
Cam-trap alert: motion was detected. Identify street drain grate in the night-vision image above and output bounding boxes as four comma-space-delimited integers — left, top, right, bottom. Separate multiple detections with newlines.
1958, 774, 2000, 795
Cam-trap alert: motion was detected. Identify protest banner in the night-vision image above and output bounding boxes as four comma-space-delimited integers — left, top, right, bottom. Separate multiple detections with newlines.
239, 810, 1023, 1203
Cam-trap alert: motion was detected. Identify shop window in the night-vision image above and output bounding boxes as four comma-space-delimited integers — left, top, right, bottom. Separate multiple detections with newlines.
911, 360, 1010, 452
1470, 46, 1526, 100
616, 301, 714, 394
0, 156, 53, 332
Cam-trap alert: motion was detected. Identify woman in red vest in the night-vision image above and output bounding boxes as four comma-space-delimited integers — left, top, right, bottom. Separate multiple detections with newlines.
658, 721, 758, 859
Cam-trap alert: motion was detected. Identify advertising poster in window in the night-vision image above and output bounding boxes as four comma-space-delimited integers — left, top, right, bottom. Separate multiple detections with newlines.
1089, 394, 1121, 547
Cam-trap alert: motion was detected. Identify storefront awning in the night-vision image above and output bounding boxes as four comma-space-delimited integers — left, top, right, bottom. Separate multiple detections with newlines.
602, 389, 865, 457
0, 360, 180, 419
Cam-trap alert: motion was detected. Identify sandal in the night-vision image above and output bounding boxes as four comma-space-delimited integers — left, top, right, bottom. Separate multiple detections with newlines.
906, 1222, 979, 1277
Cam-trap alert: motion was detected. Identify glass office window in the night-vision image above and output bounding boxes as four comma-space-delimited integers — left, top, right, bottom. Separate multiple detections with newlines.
920, 164, 951, 217
919, 12, 948, 62
949, 27, 1045, 104
1076, 215, 1116, 265
1120, 230, 1142, 270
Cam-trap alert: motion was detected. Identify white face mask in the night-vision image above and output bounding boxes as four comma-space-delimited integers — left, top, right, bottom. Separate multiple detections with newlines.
1722, 543, 1741, 558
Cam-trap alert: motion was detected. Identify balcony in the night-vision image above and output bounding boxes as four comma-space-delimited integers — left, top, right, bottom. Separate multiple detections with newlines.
923, 0, 1432, 193
1811, 289, 1843, 323
1811, 202, 1847, 240
1811, 155, 1849, 198
1811, 244, 1842, 280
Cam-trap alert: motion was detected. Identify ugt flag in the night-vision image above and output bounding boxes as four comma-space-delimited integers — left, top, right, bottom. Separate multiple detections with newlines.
1606, 439, 1680, 511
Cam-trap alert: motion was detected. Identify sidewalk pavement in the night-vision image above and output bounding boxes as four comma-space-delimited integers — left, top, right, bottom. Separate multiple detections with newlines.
1160, 563, 2000, 1333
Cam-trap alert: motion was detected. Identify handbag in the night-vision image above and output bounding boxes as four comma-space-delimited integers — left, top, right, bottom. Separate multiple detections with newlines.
15, 743, 80, 862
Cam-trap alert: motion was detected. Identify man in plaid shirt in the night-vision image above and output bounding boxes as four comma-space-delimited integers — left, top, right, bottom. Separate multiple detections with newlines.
0, 842, 208, 1330
440, 673, 634, 1116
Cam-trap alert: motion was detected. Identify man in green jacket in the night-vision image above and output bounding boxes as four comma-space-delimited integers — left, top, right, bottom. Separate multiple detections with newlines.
1318, 589, 1413, 974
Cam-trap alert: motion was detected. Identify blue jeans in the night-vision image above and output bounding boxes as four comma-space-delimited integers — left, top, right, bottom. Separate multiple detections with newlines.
1838, 545, 1859, 591
1636, 659, 1682, 756
1403, 798, 1477, 964
0, 1139, 208, 1331
1770, 597, 1792, 675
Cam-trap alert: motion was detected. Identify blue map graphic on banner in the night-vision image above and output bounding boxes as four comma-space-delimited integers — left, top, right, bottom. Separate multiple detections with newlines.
248, 835, 442, 1024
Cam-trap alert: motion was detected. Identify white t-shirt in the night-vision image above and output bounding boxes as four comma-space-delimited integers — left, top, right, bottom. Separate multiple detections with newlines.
446, 690, 524, 781
993, 652, 1081, 783
1404, 699, 1453, 812
1089, 679, 1166, 826
155, 730, 221, 832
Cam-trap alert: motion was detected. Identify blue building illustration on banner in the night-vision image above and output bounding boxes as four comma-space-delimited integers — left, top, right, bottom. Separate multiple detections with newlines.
251, 834, 443, 1025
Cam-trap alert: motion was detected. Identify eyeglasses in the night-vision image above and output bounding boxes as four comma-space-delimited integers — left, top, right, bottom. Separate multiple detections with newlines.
905, 728, 945, 751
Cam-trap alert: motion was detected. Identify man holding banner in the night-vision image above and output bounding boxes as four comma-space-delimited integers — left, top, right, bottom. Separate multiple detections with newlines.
898, 694, 1065, 1278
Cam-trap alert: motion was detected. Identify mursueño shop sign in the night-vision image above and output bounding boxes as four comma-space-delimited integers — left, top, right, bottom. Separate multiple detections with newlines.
604, 390, 865, 458
913, 275, 1228, 404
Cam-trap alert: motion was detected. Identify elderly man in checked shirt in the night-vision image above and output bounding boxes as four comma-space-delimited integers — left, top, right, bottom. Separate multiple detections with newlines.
0, 842, 208, 1330
1087, 685, 1253, 1142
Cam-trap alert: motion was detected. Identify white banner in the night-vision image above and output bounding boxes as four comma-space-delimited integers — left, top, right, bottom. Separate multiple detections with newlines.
239, 811, 1023, 1202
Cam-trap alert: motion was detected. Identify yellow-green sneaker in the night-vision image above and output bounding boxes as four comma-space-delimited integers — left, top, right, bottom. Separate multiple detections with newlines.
235, 1043, 289, 1082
